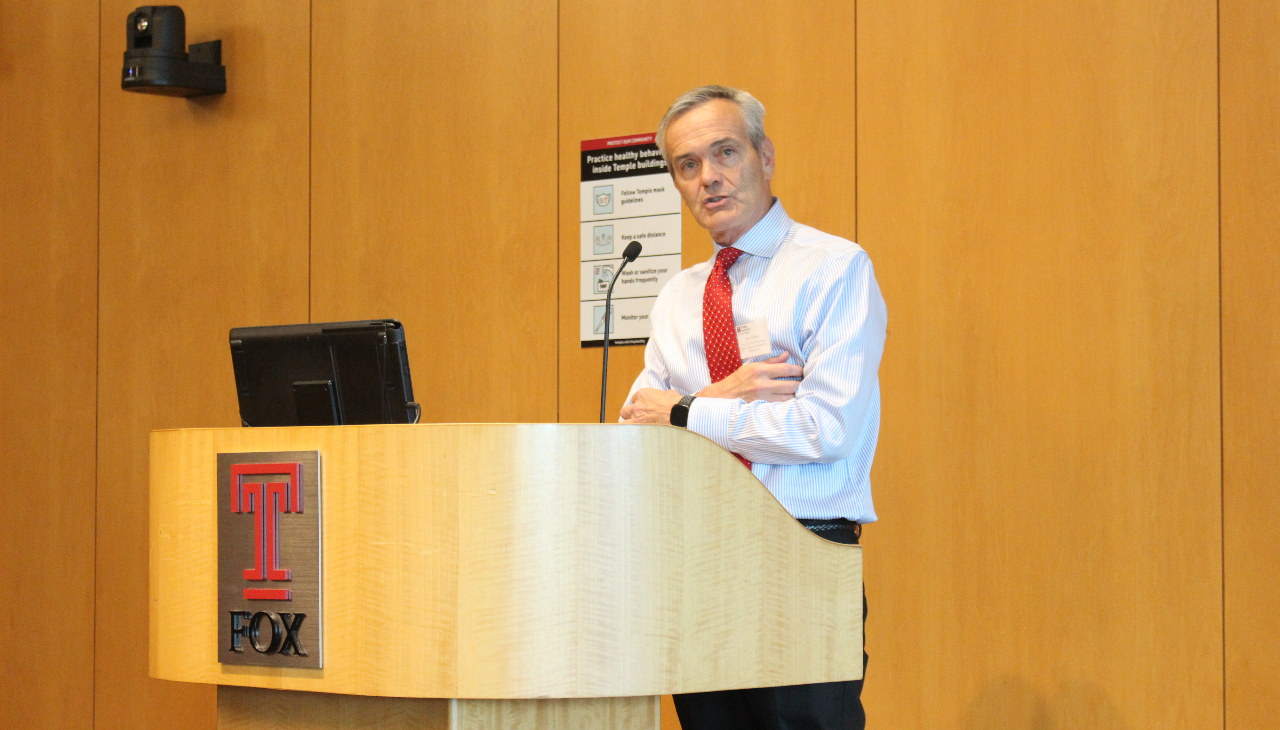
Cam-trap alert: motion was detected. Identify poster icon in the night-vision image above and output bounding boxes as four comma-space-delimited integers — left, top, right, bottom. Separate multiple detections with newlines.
593, 264, 614, 294
593, 185, 614, 215
593, 225, 614, 255
593, 305, 614, 335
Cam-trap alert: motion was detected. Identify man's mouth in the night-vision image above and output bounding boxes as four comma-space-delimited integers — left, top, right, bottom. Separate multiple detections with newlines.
704, 195, 729, 207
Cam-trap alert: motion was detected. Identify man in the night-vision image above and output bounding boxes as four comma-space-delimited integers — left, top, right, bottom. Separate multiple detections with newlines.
619, 86, 887, 730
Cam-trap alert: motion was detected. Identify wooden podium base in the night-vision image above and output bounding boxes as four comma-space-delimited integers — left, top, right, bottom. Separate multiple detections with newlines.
218, 687, 660, 730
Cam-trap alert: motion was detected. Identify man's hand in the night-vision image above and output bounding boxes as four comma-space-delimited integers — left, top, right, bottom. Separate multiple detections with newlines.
697, 352, 802, 402
620, 388, 682, 424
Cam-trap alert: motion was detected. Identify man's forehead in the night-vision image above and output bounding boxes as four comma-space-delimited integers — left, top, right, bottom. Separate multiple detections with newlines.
667, 101, 749, 155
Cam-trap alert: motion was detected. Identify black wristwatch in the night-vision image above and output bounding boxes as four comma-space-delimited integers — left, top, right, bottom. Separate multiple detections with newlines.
670, 395, 696, 428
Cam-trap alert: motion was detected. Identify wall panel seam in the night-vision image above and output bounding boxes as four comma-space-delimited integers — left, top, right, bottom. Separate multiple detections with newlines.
94, 1, 103, 728
308, 0, 314, 325
556, 0, 561, 423
1217, 0, 1226, 727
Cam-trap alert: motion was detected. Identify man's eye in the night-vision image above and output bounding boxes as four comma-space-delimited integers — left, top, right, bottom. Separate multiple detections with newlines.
721, 148, 735, 157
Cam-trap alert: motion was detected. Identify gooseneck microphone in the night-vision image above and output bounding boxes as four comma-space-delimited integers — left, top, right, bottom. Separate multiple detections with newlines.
600, 240, 643, 423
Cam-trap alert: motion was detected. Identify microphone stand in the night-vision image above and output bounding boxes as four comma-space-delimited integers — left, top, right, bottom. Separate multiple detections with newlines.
600, 242, 642, 423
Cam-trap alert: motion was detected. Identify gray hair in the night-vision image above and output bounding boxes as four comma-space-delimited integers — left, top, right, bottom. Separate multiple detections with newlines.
655, 85, 767, 166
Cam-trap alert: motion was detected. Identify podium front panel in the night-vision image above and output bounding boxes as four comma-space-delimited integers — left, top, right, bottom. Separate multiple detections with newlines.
151, 424, 863, 699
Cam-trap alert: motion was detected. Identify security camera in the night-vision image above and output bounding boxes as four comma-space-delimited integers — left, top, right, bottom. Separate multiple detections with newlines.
122, 6, 225, 97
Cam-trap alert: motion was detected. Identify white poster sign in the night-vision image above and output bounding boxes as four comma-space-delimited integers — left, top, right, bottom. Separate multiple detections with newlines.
579, 133, 682, 347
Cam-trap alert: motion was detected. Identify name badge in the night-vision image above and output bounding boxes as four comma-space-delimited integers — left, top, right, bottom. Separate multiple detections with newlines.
735, 319, 772, 360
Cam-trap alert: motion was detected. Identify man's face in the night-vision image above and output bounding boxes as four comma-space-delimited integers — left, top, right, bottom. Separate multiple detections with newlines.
664, 99, 775, 245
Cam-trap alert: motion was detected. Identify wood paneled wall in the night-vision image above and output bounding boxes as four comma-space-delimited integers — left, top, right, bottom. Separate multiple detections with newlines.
857, 0, 1220, 726
311, 0, 558, 424
1222, 0, 1280, 727
2, 1, 1275, 729
0, 3, 98, 729
95, 1, 311, 728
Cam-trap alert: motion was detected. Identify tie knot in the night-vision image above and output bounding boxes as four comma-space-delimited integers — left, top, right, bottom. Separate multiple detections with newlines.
715, 246, 744, 270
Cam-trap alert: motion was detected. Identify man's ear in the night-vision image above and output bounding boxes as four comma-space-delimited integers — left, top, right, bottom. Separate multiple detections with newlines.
760, 137, 776, 180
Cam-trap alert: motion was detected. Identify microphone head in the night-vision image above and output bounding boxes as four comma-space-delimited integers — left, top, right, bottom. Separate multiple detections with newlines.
622, 241, 643, 262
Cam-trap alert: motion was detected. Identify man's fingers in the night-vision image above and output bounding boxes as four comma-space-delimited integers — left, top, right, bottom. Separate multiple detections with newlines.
742, 363, 802, 381
757, 363, 803, 379
773, 379, 800, 395
753, 380, 798, 399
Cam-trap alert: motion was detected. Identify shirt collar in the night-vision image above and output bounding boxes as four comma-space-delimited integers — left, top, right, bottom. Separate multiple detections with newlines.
716, 198, 791, 259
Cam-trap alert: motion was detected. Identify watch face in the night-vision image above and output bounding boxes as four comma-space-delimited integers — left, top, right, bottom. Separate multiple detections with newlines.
671, 396, 694, 428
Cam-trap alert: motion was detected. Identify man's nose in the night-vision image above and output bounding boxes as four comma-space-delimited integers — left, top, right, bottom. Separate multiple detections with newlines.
700, 161, 723, 188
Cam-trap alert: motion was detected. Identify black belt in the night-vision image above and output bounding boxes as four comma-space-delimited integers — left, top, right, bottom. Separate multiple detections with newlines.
799, 518, 862, 543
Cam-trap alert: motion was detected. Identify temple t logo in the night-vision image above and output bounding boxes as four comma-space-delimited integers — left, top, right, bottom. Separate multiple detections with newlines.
217, 451, 323, 668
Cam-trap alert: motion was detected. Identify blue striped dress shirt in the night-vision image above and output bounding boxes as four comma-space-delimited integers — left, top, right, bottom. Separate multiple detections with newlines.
625, 199, 887, 522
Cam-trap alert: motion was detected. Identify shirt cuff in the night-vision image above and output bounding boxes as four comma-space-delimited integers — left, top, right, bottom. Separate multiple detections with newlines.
687, 396, 738, 452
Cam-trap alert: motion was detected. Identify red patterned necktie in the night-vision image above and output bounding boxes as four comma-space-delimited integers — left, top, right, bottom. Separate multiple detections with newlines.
703, 246, 751, 469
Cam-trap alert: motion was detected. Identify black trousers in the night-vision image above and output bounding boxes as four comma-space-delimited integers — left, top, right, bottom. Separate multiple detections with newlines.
673, 524, 867, 730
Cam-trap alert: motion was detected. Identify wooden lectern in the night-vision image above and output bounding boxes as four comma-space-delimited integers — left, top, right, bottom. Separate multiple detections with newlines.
150, 424, 863, 729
